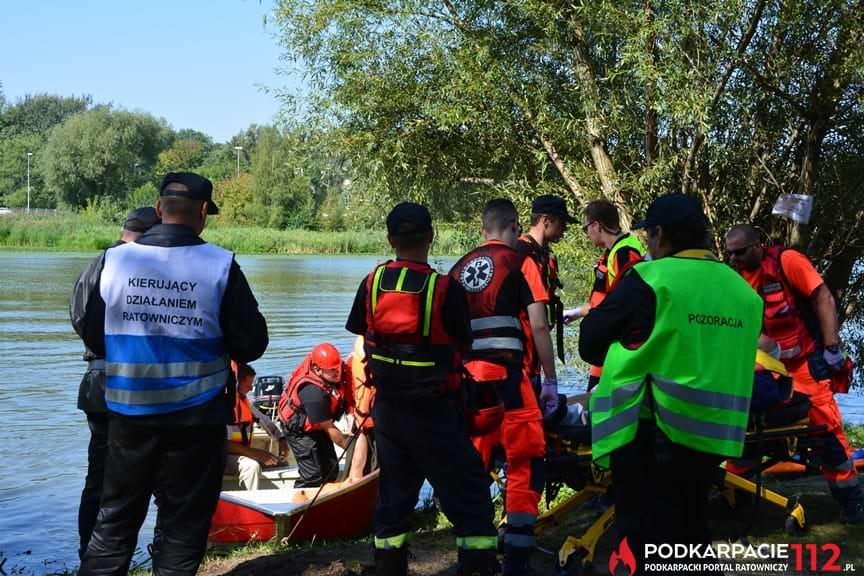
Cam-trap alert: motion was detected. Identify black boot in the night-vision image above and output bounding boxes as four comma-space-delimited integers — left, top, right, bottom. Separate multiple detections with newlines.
457, 548, 501, 576
501, 545, 535, 576
374, 547, 409, 576
839, 500, 864, 525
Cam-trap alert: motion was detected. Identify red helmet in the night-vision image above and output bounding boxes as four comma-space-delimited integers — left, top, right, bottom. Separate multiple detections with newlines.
465, 401, 505, 437
312, 343, 343, 379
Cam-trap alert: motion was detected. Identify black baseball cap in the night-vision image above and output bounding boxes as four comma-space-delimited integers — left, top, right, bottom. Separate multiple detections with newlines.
159, 172, 219, 214
632, 193, 708, 230
531, 195, 578, 223
122, 207, 161, 233
386, 202, 433, 236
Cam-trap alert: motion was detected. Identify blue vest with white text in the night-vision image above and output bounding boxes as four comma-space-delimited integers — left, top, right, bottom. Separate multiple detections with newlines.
100, 242, 233, 415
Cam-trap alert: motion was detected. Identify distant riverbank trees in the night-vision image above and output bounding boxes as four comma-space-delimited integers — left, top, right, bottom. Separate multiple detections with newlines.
0, 86, 351, 232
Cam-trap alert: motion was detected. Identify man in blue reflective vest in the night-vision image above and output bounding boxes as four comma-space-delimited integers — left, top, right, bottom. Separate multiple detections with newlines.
72, 172, 268, 575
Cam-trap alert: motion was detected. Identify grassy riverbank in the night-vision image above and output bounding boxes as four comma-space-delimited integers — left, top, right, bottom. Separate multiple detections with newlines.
0, 214, 473, 255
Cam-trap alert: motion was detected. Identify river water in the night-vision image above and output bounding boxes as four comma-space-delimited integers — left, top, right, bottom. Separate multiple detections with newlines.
0, 251, 861, 574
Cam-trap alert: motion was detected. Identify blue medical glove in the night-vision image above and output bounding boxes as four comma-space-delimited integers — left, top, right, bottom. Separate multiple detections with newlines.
540, 378, 559, 417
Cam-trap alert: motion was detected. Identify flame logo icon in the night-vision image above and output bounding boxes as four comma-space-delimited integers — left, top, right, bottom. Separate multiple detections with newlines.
609, 537, 637, 576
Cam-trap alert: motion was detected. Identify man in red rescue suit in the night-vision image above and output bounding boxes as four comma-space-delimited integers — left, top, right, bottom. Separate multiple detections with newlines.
346, 202, 499, 576
726, 224, 864, 524
278, 343, 349, 488
516, 195, 573, 368
451, 198, 559, 575
567, 199, 644, 391
227, 361, 288, 490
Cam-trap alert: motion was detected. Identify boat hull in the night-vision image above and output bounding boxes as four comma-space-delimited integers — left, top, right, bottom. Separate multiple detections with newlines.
209, 470, 379, 544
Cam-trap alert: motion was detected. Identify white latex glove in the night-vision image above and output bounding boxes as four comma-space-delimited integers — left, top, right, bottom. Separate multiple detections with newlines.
563, 307, 585, 325
540, 378, 559, 417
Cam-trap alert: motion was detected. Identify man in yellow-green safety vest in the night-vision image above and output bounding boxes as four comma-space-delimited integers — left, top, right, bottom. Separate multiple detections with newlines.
579, 193, 762, 575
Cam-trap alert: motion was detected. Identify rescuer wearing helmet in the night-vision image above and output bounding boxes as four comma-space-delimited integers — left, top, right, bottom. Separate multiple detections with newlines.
346, 202, 499, 576
451, 198, 558, 575
725, 223, 864, 524
278, 343, 349, 488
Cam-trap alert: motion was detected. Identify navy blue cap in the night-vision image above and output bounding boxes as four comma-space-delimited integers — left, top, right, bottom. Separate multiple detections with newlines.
159, 172, 219, 214
531, 195, 577, 223
632, 193, 708, 229
386, 202, 432, 236
123, 207, 160, 233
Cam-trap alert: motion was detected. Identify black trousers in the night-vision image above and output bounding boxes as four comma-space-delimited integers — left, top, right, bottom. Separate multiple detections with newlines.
79, 413, 110, 561
373, 395, 496, 540
611, 422, 723, 576
79, 417, 226, 576
286, 430, 338, 488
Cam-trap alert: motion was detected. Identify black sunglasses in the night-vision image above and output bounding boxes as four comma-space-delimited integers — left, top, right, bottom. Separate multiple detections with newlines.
726, 243, 755, 258
581, 221, 595, 233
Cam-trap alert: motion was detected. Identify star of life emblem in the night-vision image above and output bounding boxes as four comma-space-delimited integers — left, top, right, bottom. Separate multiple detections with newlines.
460, 256, 494, 292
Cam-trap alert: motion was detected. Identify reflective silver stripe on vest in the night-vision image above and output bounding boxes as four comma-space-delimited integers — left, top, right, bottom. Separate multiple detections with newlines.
779, 345, 801, 359
654, 403, 746, 443
592, 402, 643, 443
472, 337, 523, 351
105, 369, 228, 406
88, 359, 106, 371
591, 381, 644, 413
652, 375, 750, 414
106, 357, 229, 379
470, 316, 521, 331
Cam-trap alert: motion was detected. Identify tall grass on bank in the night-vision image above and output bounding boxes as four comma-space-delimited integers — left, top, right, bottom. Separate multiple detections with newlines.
0, 213, 469, 256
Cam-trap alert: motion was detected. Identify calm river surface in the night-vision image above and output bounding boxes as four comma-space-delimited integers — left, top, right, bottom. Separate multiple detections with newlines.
0, 250, 861, 574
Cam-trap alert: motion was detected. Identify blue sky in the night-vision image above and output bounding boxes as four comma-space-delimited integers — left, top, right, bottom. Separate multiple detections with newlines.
0, 0, 300, 143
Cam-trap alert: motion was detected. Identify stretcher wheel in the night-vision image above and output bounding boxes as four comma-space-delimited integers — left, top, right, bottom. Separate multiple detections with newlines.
784, 514, 805, 535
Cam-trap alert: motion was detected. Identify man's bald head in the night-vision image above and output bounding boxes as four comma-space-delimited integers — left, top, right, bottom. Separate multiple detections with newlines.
725, 223, 763, 271
726, 223, 760, 244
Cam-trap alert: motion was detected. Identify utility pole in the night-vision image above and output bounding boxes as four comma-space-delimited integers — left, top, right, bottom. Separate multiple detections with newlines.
234, 146, 243, 177
26, 152, 33, 214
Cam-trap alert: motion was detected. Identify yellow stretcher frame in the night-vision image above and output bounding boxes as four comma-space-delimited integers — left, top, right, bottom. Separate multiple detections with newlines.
533, 418, 820, 575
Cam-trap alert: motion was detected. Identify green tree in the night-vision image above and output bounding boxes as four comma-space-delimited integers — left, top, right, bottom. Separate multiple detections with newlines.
155, 139, 208, 177
274, 0, 864, 313
42, 107, 173, 207
0, 93, 93, 206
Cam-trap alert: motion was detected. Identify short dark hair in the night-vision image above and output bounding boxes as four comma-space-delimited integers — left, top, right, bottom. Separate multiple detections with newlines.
159, 195, 203, 219
482, 198, 517, 233
584, 200, 621, 232
236, 362, 256, 380
389, 230, 431, 251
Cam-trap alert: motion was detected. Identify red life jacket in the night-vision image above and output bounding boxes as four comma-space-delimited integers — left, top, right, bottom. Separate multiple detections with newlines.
364, 260, 457, 396
278, 353, 346, 433
229, 393, 254, 446
758, 246, 819, 362
451, 242, 528, 368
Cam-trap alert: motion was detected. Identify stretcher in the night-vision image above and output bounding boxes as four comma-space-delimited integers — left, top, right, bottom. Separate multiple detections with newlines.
530, 397, 829, 576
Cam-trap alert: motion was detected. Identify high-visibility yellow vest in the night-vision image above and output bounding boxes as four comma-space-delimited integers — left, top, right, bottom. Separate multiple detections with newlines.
590, 250, 763, 463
